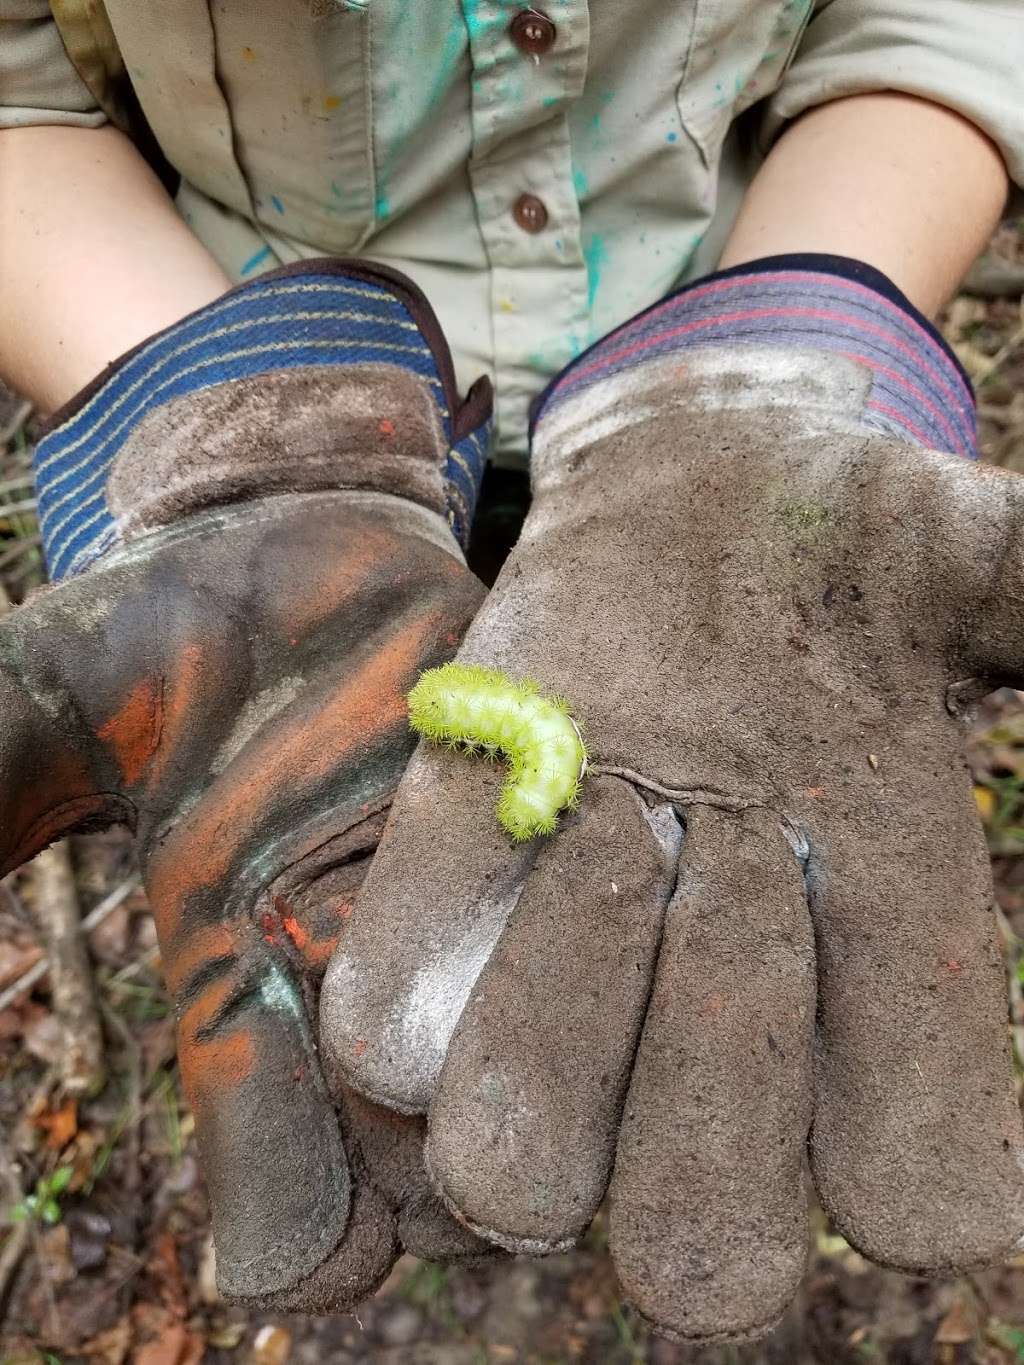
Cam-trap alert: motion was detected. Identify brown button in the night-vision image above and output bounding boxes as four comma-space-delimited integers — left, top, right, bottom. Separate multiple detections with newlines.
513, 193, 548, 234
509, 10, 557, 57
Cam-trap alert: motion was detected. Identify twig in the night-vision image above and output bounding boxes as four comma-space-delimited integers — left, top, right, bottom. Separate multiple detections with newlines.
963, 254, 1024, 300
0, 875, 28, 925
995, 904, 1024, 1097
0, 877, 140, 1014
0, 533, 41, 572
974, 315, 1024, 390
0, 499, 38, 519
30, 843, 106, 1095
98, 998, 144, 1287
0, 1138, 30, 1310
0, 398, 31, 448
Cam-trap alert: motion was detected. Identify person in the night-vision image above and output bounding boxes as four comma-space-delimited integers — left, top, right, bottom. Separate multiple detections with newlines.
2, 0, 1023, 1343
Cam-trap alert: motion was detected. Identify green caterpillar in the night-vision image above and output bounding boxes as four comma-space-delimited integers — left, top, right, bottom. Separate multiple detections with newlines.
407, 663, 588, 841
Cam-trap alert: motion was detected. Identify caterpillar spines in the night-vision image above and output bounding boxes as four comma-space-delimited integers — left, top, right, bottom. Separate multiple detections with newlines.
407, 662, 588, 841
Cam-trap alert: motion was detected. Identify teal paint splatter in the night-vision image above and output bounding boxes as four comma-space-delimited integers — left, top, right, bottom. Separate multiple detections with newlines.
240, 245, 273, 277
271, 195, 285, 215
583, 234, 608, 311
376, 194, 392, 221
666, 131, 678, 143
462, 0, 502, 44
573, 166, 589, 200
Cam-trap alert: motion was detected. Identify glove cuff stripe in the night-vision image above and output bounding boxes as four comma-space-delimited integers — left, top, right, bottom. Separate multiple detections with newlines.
34, 264, 491, 578
532, 254, 977, 461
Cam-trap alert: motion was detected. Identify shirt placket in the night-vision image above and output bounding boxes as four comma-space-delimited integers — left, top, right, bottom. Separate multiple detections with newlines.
460, 0, 591, 459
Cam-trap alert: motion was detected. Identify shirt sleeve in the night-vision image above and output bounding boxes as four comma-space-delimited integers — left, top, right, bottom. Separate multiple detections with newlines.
0, 0, 107, 129
762, 0, 1024, 188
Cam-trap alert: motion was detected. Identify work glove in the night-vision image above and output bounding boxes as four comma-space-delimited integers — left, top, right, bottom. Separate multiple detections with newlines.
322, 255, 1024, 1342
4, 260, 493, 1309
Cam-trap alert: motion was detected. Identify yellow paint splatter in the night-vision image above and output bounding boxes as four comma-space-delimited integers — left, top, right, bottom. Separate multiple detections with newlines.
242, 46, 256, 61
324, 94, 342, 111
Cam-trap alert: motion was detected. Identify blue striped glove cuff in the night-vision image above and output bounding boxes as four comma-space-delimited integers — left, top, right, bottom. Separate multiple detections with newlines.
35, 259, 493, 579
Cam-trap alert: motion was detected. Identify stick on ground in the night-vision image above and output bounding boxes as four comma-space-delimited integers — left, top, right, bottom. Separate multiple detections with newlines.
30, 842, 106, 1096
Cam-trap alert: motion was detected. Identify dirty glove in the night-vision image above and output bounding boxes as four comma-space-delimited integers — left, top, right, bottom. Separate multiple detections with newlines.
323, 255, 1024, 1341
3, 260, 493, 1309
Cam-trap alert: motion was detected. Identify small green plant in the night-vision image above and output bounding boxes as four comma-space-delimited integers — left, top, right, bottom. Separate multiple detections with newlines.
8, 1165, 73, 1226
986, 1318, 1024, 1361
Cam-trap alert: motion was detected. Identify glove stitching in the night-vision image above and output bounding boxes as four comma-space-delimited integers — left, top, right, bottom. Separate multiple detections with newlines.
589, 765, 811, 867
587, 763, 768, 813
96, 492, 461, 574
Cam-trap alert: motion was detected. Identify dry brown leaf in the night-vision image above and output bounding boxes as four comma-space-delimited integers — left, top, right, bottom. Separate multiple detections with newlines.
36, 1222, 75, 1287
0, 939, 41, 989
133, 1320, 204, 1365
247, 1324, 292, 1365
22, 1004, 62, 1065
81, 1318, 132, 1365
935, 1297, 976, 1344
34, 1096, 78, 1150
148, 1231, 188, 1318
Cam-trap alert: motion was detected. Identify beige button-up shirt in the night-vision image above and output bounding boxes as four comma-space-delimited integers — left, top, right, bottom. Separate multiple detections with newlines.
4, 0, 1024, 464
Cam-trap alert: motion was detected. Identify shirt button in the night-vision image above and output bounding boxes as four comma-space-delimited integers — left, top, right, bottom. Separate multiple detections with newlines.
513, 194, 549, 234
509, 10, 557, 57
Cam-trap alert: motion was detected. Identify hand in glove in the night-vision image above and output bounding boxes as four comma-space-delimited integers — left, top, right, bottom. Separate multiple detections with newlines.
323, 255, 1024, 1341
7, 260, 493, 1308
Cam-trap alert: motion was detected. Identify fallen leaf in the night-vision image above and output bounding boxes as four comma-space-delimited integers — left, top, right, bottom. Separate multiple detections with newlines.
37, 1222, 75, 1287
935, 1297, 976, 1344
148, 1231, 188, 1317
34, 1097, 78, 1150
197, 1233, 219, 1305
0, 939, 42, 989
974, 784, 996, 821
134, 1320, 205, 1365
22, 1006, 62, 1065
81, 1318, 132, 1365
206, 1320, 246, 1349
247, 1324, 291, 1365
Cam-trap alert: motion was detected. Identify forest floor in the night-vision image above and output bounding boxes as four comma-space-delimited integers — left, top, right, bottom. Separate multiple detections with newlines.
2, 222, 1024, 1365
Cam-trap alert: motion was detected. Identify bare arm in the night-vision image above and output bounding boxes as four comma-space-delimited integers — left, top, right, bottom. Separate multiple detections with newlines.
0, 124, 230, 411
719, 92, 1009, 317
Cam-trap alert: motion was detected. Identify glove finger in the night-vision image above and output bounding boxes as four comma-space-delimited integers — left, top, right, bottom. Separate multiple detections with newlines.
938, 458, 1024, 687
169, 921, 354, 1303
321, 743, 539, 1112
810, 781, 1024, 1272
610, 805, 816, 1343
426, 775, 682, 1252
253, 1171, 398, 1313
339, 1087, 498, 1263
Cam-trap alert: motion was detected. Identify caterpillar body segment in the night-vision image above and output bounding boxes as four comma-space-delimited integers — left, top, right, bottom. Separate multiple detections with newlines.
407, 663, 588, 841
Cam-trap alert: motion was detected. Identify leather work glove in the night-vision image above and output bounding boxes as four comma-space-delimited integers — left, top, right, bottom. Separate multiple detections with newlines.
322, 255, 1024, 1342
5, 260, 494, 1309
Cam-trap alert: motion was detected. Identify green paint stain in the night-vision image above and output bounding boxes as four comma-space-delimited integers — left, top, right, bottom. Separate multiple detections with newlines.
583, 233, 608, 311
777, 497, 833, 541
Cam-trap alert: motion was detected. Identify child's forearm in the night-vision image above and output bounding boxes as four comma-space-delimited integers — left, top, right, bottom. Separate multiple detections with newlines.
719, 92, 1009, 317
0, 124, 230, 410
